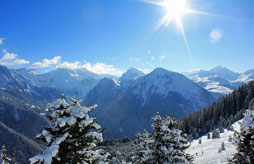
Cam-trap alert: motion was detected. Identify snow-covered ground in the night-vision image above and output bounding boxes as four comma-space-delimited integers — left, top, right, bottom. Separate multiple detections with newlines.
187, 120, 241, 164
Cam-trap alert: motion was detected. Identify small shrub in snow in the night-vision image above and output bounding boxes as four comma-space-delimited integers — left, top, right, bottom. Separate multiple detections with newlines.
219, 127, 224, 133
221, 142, 225, 151
198, 139, 202, 144
207, 133, 211, 139
212, 129, 220, 139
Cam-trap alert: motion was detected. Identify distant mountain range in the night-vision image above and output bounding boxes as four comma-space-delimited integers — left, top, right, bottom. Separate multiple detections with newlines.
83, 68, 215, 139
17, 67, 118, 98
183, 66, 254, 98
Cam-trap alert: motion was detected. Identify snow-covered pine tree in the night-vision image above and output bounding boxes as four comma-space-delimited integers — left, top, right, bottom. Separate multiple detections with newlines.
29, 95, 109, 164
228, 109, 254, 164
150, 112, 192, 164
131, 129, 153, 164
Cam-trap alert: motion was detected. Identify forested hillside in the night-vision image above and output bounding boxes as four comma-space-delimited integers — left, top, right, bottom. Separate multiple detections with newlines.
180, 80, 254, 139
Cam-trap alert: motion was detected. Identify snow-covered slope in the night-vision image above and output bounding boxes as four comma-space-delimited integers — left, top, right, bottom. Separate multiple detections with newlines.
187, 120, 241, 164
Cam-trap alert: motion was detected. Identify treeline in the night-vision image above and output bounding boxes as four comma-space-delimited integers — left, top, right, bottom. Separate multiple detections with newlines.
179, 81, 254, 139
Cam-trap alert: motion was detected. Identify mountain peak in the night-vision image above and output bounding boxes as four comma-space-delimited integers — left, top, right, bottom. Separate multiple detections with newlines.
119, 67, 144, 81
210, 65, 239, 80
152, 67, 172, 74
210, 65, 230, 72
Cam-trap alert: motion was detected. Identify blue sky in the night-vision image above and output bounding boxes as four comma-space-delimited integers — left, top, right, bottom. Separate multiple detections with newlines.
0, 0, 253, 75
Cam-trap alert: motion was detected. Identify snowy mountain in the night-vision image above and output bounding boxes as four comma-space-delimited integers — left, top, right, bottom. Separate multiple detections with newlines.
209, 65, 240, 80
83, 67, 215, 139
17, 67, 103, 98
119, 68, 144, 81
235, 69, 254, 83
0, 65, 60, 102
83, 77, 122, 117
184, 66, 254, 98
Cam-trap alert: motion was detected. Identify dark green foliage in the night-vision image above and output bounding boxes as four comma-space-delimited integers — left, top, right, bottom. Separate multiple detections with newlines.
179, 81, 254, 139
228, 127, 254, 164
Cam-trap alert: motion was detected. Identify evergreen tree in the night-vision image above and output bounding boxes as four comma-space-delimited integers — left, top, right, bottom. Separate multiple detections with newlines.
137, 112, 192, 164
198, 139, 202, 144
30, 95, 109, 164
132, 130, 153, 164
229, 110, 254, 164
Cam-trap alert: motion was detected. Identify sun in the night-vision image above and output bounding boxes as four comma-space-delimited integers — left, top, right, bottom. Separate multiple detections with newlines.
144, 0, 191, 27
162, 0, 190, 26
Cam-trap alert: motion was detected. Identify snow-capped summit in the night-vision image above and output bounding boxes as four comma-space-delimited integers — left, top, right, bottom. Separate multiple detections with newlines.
209, 65, 239, 81
244, 69, 254, 75
119, 67, 144, 81
0, 64, 59, 103
133, 67, 215, 108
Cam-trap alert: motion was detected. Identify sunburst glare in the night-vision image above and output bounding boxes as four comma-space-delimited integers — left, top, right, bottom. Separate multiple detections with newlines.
144, 0, 192, 27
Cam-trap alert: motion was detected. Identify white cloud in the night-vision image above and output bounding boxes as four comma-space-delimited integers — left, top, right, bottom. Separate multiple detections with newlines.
57, 61, 81, 70
147, 50, 152, 54
31, 56, 61, 68
159, 55, 166, 60
13, 59, 30, 65
56, 61, 123, 76
2, 52, 17, 60
0, 38, 5, 45
151, 56, 155, 60
0, 49, 30, 66
83, 62, 123, 76
209, 28, 223, 43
